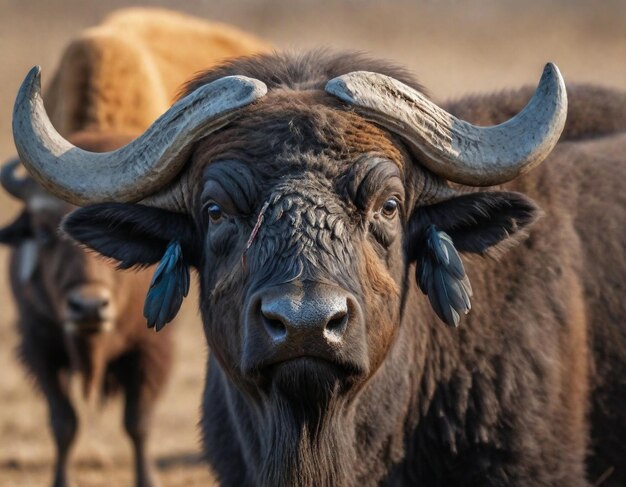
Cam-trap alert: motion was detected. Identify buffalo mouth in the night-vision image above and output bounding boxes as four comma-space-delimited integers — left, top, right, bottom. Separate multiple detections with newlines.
240, 331, 370, 393
251, 355, 367, 397
63, 320, 114, 335
267, 355, 364, 376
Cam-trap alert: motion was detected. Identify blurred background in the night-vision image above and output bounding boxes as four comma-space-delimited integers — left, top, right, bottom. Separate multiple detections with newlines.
0, 1, 624, 485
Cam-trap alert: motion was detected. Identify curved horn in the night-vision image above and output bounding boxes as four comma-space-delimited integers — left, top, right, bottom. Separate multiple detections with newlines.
0, 159, 41, 201
325, 63, 567, 186
13, 66, 268, 206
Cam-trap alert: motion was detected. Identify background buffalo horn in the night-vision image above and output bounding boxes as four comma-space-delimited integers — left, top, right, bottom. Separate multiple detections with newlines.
13, 66, 268, 206
325, 63, 567, 186
0, 159, 41, 202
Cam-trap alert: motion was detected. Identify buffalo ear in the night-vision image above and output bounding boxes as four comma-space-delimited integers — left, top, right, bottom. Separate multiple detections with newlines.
62, 203, 200, 269
0, 211, 33, 246
408, 191, 541, 258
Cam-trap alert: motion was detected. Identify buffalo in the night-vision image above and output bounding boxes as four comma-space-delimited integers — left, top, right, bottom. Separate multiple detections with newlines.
12, 50, 626, 486
0, 152, 172, 487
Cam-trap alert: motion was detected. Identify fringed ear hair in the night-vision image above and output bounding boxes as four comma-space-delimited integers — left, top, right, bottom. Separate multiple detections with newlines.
416, 225, 472, 327
144, 240, 190, 331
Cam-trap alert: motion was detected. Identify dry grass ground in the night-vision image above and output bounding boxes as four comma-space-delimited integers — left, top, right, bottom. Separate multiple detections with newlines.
0, 1, 624, 485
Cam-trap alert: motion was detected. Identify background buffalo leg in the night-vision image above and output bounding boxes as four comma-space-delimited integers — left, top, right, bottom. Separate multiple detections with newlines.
119, 351, 162, 487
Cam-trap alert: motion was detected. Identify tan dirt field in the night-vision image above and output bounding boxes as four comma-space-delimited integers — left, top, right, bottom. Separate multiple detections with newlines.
0, 1, 625, 486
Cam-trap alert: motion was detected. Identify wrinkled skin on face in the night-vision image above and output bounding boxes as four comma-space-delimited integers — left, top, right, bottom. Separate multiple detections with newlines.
194, 92, 407, 385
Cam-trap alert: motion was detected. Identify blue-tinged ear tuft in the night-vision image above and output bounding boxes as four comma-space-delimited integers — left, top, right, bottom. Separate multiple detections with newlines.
143, 240, 190, 331
416, 226, 472, 327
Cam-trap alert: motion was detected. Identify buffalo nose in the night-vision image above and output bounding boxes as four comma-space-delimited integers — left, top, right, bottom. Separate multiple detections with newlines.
66, 287, 111, 323
243, 282, 368, 376
260, 284, 350, 343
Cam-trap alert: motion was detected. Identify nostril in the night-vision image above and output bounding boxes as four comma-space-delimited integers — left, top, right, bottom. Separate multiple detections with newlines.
261, 313, 288, 340
67, 294, 110, 319
67, 296, 84, 313
327, 312, 347, 332
325, 310, 348, 340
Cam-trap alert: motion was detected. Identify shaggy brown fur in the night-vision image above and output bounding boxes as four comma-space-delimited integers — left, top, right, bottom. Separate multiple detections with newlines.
62, 51, 626, 486
45, 7, 271, 135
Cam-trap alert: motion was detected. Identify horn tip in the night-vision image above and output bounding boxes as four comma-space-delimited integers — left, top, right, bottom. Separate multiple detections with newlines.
538, 63, 567, 112
27, 65, 42, 84
544, 62, 557, 74
542, 62, 565, 86
18, 66, 43, 100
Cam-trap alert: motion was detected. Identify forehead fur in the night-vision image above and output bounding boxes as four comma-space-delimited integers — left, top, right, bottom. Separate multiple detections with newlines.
179, 49, 426, 99
182, 50, 425, 204
191, 90, 406, 181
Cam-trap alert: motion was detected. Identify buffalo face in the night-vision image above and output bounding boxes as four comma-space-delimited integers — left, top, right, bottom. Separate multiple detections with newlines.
27, 199, 117, 333
65, 98, 412, 402
196, 141, 406, 398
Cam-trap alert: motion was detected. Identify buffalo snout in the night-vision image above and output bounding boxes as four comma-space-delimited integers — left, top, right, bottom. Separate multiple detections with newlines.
64, 284, 114, 332
242, 281, 369, 380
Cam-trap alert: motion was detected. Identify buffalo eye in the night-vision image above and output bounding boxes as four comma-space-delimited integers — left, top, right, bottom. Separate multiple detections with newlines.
380, 198, 399, 218
207, 202, 224, 223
